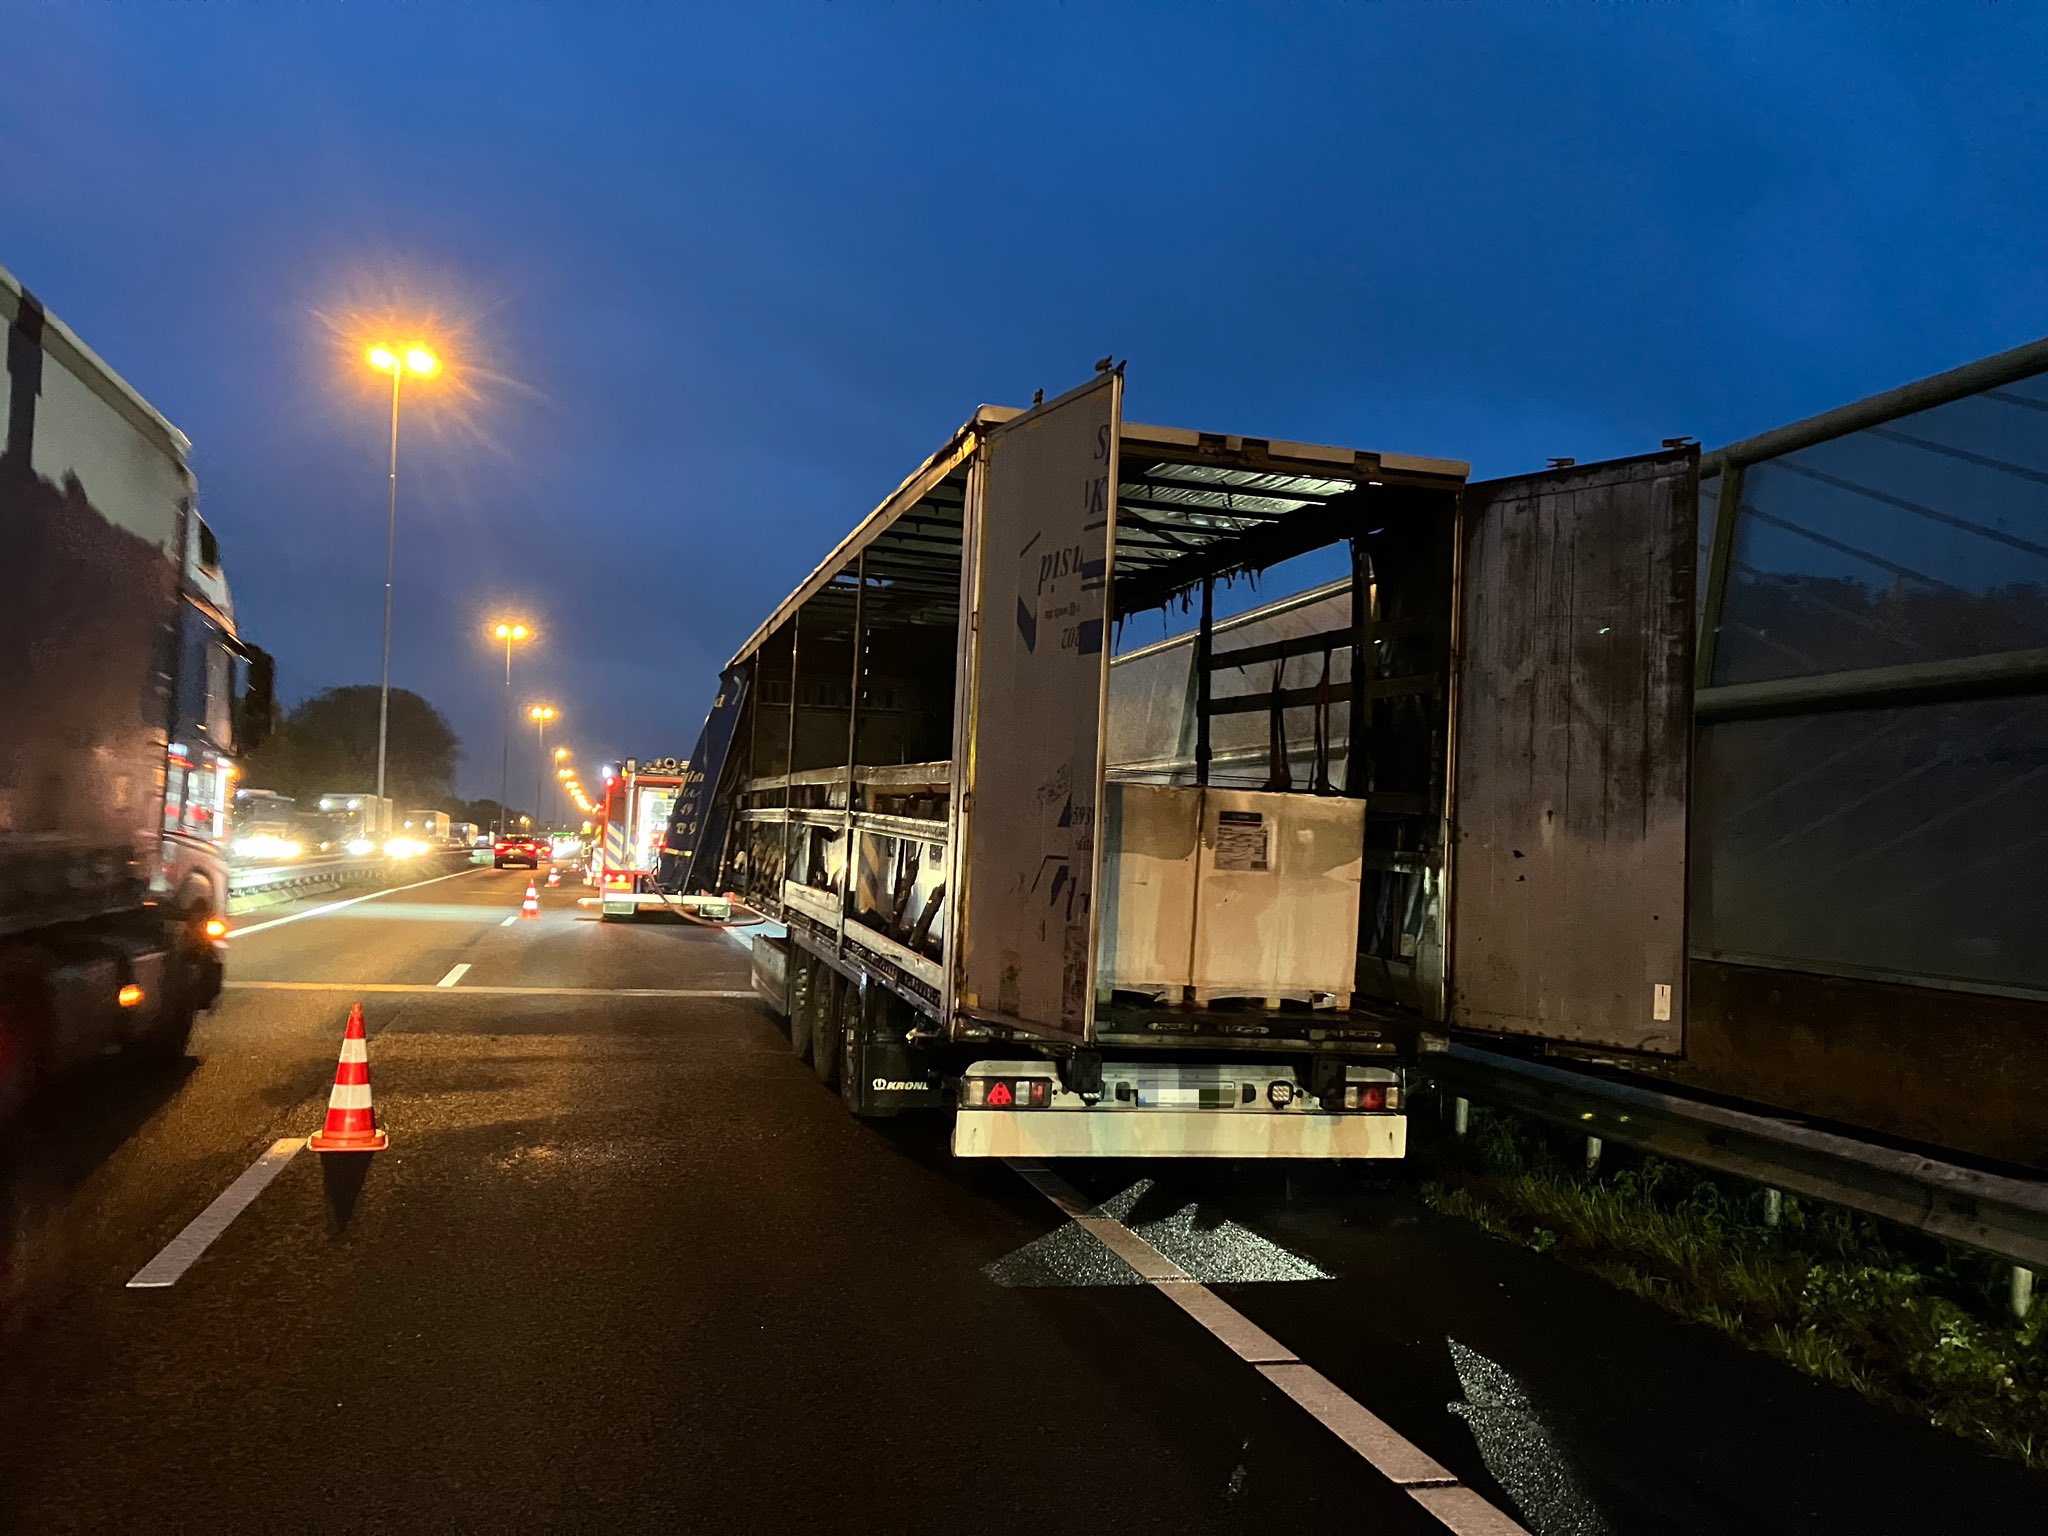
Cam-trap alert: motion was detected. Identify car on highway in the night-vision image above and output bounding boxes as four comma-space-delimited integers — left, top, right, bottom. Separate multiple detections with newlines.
493, 835, 544, 869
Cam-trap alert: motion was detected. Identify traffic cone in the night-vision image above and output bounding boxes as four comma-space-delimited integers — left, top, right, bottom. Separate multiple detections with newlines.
307, 1004, 388, 1152
546, 865, 560, 888
521, 882, 540, 919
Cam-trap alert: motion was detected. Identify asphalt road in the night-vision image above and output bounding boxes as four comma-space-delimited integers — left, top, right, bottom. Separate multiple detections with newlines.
0, 865, 2042, 1533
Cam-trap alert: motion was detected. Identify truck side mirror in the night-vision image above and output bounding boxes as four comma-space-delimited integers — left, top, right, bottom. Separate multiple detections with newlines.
235, 645, 276, 755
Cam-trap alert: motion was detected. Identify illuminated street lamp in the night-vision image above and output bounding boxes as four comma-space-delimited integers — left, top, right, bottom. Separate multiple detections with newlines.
365, 342, 441, 810
529, 704, 558, 834
491, 621, 532, 838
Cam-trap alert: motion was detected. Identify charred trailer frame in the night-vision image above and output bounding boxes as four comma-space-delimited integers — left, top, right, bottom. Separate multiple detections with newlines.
698, 368, 1701, 1158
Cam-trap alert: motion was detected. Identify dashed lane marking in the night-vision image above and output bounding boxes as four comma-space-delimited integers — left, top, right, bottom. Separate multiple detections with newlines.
436, 963, 472, 988
225, 982, 757, 999
230, 865, 491, 937
500, 913, 521, 927
127, 1138, 305, 1288
1009, 1162, 1528, 1536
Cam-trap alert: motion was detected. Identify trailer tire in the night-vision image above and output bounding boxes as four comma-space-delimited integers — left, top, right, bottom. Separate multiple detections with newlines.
133, 900, 210, 1063
812, 971, 843, 1090
133, 998, 198, 1063
0, 955, 50, 1131
840, 985, 875, 1117
789, 955, 817, 1064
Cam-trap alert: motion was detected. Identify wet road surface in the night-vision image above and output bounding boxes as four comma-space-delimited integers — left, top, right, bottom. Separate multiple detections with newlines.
0, 865, 2041, 1533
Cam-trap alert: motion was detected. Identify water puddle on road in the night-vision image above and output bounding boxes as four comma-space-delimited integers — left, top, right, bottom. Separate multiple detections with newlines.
986, 1177, 1330, 1287
1447, 1338, 1610, 1535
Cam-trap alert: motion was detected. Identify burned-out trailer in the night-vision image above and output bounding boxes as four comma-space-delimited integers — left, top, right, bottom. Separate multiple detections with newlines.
694, 369, 1699, 1157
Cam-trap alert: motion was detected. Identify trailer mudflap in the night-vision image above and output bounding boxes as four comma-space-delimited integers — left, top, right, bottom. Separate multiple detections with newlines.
855, 1032, 948, 1114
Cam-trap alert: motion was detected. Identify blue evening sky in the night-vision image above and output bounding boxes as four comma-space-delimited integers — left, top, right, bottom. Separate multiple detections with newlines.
5, 2, 2043, 799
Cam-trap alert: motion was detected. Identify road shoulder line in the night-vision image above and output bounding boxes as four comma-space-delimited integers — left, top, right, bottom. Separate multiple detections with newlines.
231, 865, 489, 937
226, 982, 758, 999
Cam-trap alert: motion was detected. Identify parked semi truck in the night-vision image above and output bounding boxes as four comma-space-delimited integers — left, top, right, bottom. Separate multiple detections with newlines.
1, 264, 272, 1122
670, 369, 1698, 1158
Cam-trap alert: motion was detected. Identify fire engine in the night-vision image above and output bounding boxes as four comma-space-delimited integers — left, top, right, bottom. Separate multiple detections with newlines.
591, 757, 730, 920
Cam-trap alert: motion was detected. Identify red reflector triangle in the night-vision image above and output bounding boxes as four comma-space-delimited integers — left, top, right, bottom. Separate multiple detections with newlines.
987, 1082, 1014, 1108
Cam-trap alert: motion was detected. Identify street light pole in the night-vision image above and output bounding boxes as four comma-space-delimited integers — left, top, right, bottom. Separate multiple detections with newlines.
366, 344, 439, 812
534, 713, 548, 834
491, 620, 530, 839
374, 363, 401, 808
529, 705, 558, 835
502, 633, 515, 837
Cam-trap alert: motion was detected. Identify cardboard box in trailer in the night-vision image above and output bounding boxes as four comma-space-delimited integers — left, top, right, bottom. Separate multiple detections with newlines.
684, 367, 1697, 1157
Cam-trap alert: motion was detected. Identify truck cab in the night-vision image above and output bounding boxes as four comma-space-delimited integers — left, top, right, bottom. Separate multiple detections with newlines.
161, 512, 273, 1006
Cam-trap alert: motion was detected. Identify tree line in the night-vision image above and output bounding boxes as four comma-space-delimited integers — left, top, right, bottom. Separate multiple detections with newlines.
243, 684, 535, 827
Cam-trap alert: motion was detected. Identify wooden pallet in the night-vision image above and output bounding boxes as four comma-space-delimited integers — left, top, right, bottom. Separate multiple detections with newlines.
1187, 986, 1351, 1012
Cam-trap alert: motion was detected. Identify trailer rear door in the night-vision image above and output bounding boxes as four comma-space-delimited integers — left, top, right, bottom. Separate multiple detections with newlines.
1447, 447, 1697, 1052
955, 371, 1122, 1041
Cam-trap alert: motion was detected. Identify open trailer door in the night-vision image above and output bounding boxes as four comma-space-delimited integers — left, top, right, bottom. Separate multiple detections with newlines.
954, 370, 1122, 1041
1447, 446, 1698, 1053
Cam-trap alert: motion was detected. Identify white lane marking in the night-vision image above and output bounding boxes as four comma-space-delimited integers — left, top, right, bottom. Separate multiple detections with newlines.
1157, 1281, 1298, 1364
1257, 1363, 1460, 1485
1409, 1487, 1534, 1536
231, 866, 490, 937
1076, 1215, 1189, 1281
226, 982, 758, 999
127, 1138, 305, 1288
501, 913, 521, 928
1009, 1162, 1527, 1536
436, 963, 472, 988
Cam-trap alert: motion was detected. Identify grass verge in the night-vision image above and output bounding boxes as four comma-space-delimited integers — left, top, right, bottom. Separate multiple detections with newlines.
1422, 1107, 2048, 1469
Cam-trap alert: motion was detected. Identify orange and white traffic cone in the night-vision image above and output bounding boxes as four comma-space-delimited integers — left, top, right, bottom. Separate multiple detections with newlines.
307, 1004, 388, 1152
521, 882, 540, 919
546, 865, 560, 888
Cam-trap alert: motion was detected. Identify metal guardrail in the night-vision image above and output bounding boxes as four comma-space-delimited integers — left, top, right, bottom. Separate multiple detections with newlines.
1421, 1044, 2048, 1273
225, 849, 479, 910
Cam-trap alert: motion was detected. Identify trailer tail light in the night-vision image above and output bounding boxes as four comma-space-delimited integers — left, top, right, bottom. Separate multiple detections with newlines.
962, 1075, 1053, 1109
1343, 1083, 1390, 1111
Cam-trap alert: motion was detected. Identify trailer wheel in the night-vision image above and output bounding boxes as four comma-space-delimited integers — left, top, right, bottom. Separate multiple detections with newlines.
812, 971, 843, 1090
789, 955, 817, 1064
134, 901, 209, 1063
0, 956, 49, 1130
840, 985, 875, 1117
